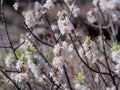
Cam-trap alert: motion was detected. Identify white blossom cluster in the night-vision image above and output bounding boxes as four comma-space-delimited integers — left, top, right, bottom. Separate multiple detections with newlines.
74, 83, 90, 90
5, 54, 15, 68
58, 10, 74, 35
5, 34, 51, 83
22, 1, 56, 29
50, 41, 69, 87
13, 2, 19, 11
64, 0, 80, 18
87, 10, 97, 24
34, 1, 44, 20
86, 0, 120, 24
106, 86, 116, 90
43, 0, 54, 9
79, 36, 100, 64
93, 0, 120, 11
111, 44, 120, 76
24, 10, 36, 28
2, 0, 120, 89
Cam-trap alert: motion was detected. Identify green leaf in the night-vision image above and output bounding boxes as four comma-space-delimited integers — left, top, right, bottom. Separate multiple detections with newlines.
112, 43, 120, 51
19, 54, 25, 61
74, 72, 85, 85
85, 36, 91, 45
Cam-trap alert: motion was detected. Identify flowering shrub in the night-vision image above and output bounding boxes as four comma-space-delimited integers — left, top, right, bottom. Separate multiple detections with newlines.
0, 0, 120, 90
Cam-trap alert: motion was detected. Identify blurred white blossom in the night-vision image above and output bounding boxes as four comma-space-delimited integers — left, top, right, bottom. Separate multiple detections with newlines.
93, 0, 120, 11
43, 0, 54, 9
24, 10, 36, 28
87, 10, 97, 24
106, 86, 116, 90
70, 4, 80, 18
13, 2, 19, 11
15, 73, 28, 83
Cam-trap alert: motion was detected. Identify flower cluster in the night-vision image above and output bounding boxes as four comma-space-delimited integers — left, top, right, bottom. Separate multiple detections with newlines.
58, 10, 74, 35
1, 0, 120, 90
64, 0, 80, 18
111, 43, 120, 75
87, 10, 97, 24
43, 0, 54, 9
50, 41, 69, 87
5, 53, 15, 68
79, 36, 100, 64
93, 0, 120, 11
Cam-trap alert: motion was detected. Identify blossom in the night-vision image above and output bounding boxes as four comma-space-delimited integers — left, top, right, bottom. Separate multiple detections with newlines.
13, 2, 19, 11
111, 43, 120, 64
52, 56, 64, 69
64, 0, 72, 6
16, 60, 28, 72
87, 10, 97, 24
70, 4, 80, 18
93, 0, 120, 11
111, 50, 120, 64
106, 86, 116, 90
58, 11, 74, 35
24, 10, 36, 28
114, 64, 120, 75
34, 1, 44, 19
5, 56, 14, 68
26, 54, 50, 81
51, 24, 58, 31
111, 11, 120, 22
43, 0, 54, 9
68, 44, 74, 52
50, 68, 64, 84
74, 84, 90, 90
79, 36, 99, 63
53, 41, 68, 59
15, 73, 28, 83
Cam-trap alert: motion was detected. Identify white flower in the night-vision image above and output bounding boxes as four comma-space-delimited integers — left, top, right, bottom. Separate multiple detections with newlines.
94, 73, 99, 83
68, 44, 74, 52
58, 11, 74, 35
106, 86, 116, 90
64, 0, 72, 6
52, 56, 64, 68
16, 60, 28, 71
5, 57, 14, 68
111, 50, 120, 64
79, 39, 99, 63
51, 24, 58, 31
24, 10, 36, 28
38, 74, 48, 83
50, 68, 64, 84
53, 43, 61, 55
114, 64, 120, 75
74, 83, 81, 90
111, 11, 120, 22
43, 0, 54, 9
93, 0, 119, 11
15, 73, 28, 83
34, 1, 43, 19
13, 2, 19, 11
74, 84, 90, 90
70, 4, 80, 18
57, 11, 61, 17
87, 10, 97, 24
10, 73, 17, 80
37, 59, 51, 76
53, 41, 68, 59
